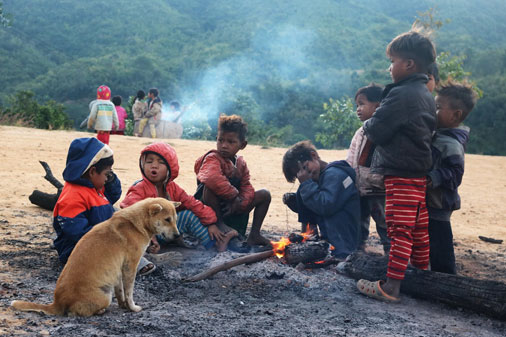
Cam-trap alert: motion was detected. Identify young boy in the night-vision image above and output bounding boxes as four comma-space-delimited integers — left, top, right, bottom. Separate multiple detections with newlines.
87, 85, 119, 145
427, 81, 477, 274
282, 140, 360, 258
426, 62, 440, 93
53, 137, 121, 264
357, 30, 436, 301
132, 90, 147, 137
194, 114, 271, 249
346, 83, 390, 253
120, 142, 237, 258
138, 88, 162, 138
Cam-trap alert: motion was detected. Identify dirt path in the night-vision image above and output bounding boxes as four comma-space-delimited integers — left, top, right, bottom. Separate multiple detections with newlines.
0, 126, 505, 336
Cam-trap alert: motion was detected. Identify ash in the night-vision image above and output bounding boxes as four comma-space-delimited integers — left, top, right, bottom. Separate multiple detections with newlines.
1, 229, 505, 337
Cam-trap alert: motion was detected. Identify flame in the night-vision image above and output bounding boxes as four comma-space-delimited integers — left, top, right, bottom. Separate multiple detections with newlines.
270, 237, 291, 258
301, 223, 315, 242
314, 260, 326, 264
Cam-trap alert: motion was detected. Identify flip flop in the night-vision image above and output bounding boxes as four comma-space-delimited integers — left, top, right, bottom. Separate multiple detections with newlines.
144, 251, 183, 267
356, 279, 400, 302
137, 256, 156, 276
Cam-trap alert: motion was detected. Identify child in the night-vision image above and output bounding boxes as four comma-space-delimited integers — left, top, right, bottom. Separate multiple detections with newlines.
168, 100, 184, 123
427, 62, 440, 93
52, 137, 121, 264
138, 88, 162, 138
346, 83, 390, 253
357, 30, 436, 301
282, 141, 360, 258
87, 85, 119, 145
194, 114, 272, 248
111, 95, 127, 135
120, 142, 237, 270
132, 90, 147, 137
427, 81, 477, 274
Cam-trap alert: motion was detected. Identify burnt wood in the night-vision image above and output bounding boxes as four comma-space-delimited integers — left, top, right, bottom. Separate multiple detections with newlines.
284, 241, 329, 265
28, 161, 63, 211
341, 252, 506, 320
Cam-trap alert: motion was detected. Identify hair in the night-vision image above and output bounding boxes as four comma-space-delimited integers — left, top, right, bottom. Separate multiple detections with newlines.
436, 80, 477, 122
136, 90, 146, 100
386, 31, 436, 73
427, 62, 440, 84
282, 140, 318, 183
112, 95, 122, 106
354, 83, 383, 102
169, 100, 181, 110
218, 114, 248, 142
87, 156, 114, 175
149, 88, 159, 97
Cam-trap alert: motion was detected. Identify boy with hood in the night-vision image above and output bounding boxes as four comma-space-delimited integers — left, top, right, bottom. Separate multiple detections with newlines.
53, 137, 121, 264
282, 140, 361, 258
87, 85, 119, 145
121, 143, 236, 257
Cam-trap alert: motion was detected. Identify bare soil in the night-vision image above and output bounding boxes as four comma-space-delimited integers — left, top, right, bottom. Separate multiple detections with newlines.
0, 126, 505, 336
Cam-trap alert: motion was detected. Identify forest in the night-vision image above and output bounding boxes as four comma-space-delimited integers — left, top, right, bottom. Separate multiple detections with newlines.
1, 0, 505, 155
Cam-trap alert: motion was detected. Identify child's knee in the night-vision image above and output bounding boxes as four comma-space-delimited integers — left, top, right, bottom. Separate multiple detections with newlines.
256, 189, 271, 203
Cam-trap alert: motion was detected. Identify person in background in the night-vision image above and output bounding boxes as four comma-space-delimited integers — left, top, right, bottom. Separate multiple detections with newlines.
132, 90, 147, 137
346, 83, 390, 254
87, 85, 118, 145
111, 95, 127, 135
138, 88, 162, 138
426, 62, 440, 93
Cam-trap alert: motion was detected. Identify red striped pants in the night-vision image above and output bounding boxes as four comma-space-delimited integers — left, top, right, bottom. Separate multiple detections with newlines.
385, 176, 429, 280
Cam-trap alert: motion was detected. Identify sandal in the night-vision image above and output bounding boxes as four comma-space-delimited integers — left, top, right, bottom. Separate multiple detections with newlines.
356, 279, 400, 302
137, 256, 156, 276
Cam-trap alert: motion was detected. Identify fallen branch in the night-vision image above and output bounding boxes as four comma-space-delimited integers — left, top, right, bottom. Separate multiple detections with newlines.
39, 161, 63, 190
479, 236, 503, 244
185, 250, 274, 282
28, 161, 63, 211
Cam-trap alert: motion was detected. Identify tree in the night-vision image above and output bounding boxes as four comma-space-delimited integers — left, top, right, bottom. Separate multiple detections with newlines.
0, 2, 11, 27
316, 97, 360, 149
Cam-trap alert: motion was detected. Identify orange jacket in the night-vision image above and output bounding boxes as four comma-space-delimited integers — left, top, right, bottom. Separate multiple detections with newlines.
194, 150, 255, 211
120, 143, 217, 225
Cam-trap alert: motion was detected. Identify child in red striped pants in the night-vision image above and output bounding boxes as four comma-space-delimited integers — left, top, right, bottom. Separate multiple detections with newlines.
356, 30, 436, 302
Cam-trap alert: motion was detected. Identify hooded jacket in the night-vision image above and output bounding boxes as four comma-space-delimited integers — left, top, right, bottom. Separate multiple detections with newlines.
427, 126, 470, 220
87, 99, 119, 131
145, 97, 162, 122
53, 138, 122, 263
120, 143, 217, 225
298, 160, 360, 258
194, 150, 255, 211
364, 74, 436, 177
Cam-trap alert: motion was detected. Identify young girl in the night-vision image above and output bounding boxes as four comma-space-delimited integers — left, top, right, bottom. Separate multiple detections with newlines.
87, 85, 119, 145
111, 95, 127, 135
132, 90, 147, 137
121, 142, 237, 273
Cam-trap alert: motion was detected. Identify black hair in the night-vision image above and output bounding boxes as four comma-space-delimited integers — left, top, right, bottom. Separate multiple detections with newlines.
427, 63, 440, 84
218, 114, 248, 142
436, 80, 477, 122
112, 95, 122, 106
136, 90, 146, 100
386, 31, 436, 73
84, 156, 114, 177
282, 140, 318, 183
149, 88, 159, 97
354, 83, 383, 102
169, 100, 181, 110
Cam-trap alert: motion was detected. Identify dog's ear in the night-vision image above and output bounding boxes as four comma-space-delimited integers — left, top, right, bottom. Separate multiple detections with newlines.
148, 203, 164, 216
171, 201, 181, 208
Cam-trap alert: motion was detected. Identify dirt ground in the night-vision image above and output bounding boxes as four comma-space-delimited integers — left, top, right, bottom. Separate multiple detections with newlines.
0, 125, 505, 336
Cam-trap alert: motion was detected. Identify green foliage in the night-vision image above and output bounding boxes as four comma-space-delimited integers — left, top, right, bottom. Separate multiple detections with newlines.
0, 90, 71, 129
437, 52, 483, 98
0, 2, 11, 27
316, 97, 361, 149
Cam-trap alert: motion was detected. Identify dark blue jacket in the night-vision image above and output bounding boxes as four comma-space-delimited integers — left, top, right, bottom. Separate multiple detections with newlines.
297, 160, 360, 258
364, 74, 436, 177
53, 138, 121, 263
427, 127, 469, 221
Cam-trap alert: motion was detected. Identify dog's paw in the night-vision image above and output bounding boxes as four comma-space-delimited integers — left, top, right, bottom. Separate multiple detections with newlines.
129, 304, 142, 312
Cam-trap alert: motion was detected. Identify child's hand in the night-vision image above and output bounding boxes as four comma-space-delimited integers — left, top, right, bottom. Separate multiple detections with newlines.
296, 161, 311, 183
147, 236, 160, 254
223, 197, 241, 217
208, 224, 226, 243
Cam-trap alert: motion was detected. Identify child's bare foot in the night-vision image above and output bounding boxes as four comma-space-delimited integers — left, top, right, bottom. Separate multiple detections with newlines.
217, 222, 236, 234
216, 230, 238, 252
247, 233, 271, 247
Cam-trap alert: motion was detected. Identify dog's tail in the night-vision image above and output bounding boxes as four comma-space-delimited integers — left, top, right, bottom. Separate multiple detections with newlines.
11, 300, 63, 315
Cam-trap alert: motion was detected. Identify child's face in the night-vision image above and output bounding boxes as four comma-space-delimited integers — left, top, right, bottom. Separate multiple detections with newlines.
435, 95, 461, 129
217, 131, 246, 159
389, 54, 412, 83
89, 166, 113, 191
355, 94, 379, 122
143, 153, 168, 184
426, 74, 437, 93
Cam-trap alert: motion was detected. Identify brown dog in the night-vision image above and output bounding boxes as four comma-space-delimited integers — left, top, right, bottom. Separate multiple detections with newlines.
11, 197, 181, 316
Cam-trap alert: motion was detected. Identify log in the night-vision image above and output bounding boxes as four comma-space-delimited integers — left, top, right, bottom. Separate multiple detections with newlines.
284, 241, 329, 265
185, 250, 274, 282
340, 252, 506, 320
479, 236, 503, 244
39, 161, 63, 190
28, 161, 63, 211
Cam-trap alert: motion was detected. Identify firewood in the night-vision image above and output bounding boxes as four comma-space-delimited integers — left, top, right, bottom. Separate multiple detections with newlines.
284, 241, 329, 265
28, 161, 63, 211
339, 252, 506, 320
185, 250, 274, 282
479, 236, 503, 244
39, 161, 63, 190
